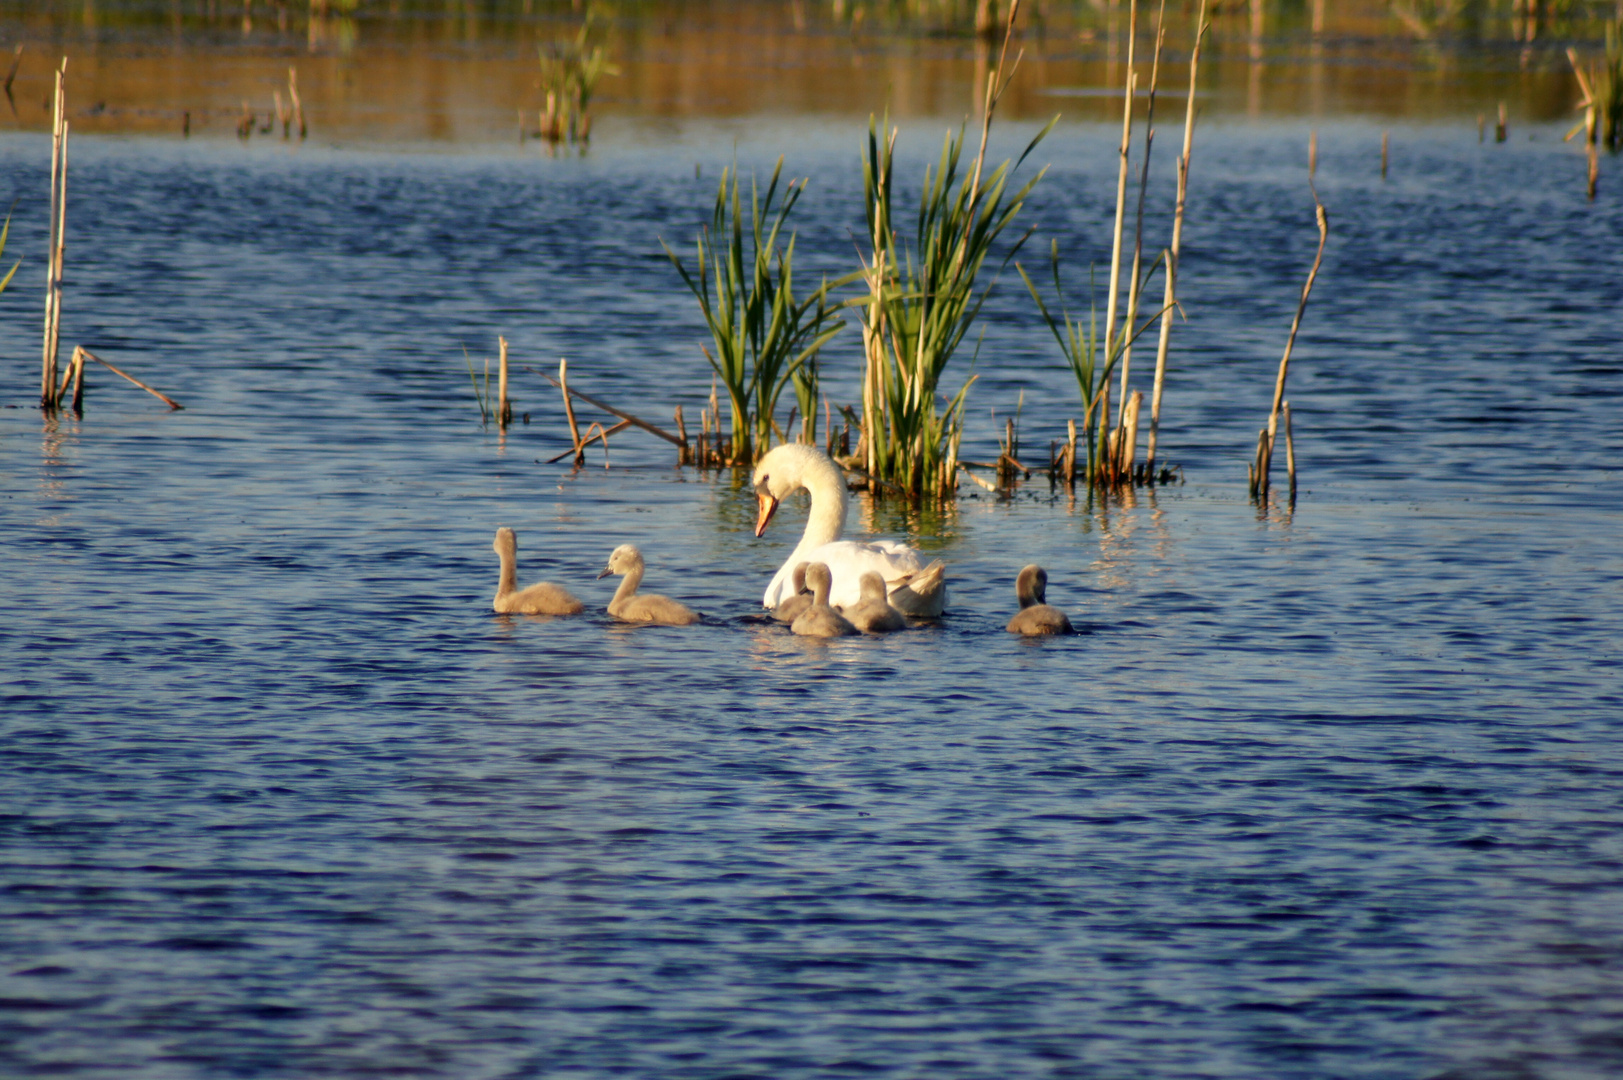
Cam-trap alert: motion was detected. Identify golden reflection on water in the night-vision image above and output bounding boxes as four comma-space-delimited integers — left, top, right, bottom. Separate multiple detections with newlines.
0, 1, 1602, 145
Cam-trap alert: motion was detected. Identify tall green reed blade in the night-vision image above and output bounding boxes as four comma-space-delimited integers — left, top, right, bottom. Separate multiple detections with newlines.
858, 111, 1054, 498
665, 157, 853, 465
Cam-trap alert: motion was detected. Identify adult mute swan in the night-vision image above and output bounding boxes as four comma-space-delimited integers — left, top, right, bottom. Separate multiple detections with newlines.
790, 563, 857, 638
598, 544, 701, 626
842, 571, 906, 634
752, 444, 947, 616
492, 527, 585, 615
1006, 565, 1073, 636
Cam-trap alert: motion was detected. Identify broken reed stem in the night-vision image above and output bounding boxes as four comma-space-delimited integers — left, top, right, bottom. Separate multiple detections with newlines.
1118, 8, 1164, 431
1066, 417, 1078, 484
274, 89, 288, 138
1308, 129, 1318, 178
674, 405, 688, 464
1496, 101, 1507, 142
288, 68, 306, 139
68, 344, 86, 412
41, 59, 67, 409
1260, 195, 1328, 496
1283, 399, 1296, 497
80, 348, 184, 409
1121, 390, 1143, 478
558, 357, 583, 457
544, 418, 631, 464
1147, 0, 1206, 479
543, 367, 686, 448
1381, 130, 1389, 179
497, 336, 511, 427
1102, 0, 1139, 378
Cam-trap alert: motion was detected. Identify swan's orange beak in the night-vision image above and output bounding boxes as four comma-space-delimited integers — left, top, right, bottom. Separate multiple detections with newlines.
754, 492, 780, 538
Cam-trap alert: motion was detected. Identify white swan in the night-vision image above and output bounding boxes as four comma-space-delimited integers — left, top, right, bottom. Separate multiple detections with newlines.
597, 544, 702, 626
790, 563, 857, 638
492, 527, 585, 615
751, 444, 947, 616
1006, 564, 1073, 636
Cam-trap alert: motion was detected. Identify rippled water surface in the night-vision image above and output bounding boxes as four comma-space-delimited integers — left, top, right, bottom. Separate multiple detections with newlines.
2, 118, 1622, 1079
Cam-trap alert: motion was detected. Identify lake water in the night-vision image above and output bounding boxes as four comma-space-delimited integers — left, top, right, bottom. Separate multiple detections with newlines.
2, 16, 1623, 1079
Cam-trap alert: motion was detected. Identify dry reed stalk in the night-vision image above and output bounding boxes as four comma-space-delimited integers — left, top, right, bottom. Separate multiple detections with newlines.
1102, 0, 1140, 378
275, 89, 288, 138
542, 367, 686, 448
1257, 196, 1328, 497
1496, 101, 1507, 142
544, 418, 630, 464
1066, 417, 1078, 484
557, 358, 583, 458
1118, 9, 1165, 430
1146, 0, 1207, 479
1283, 399, 1296, 497
288, 67, 305, 139
80, 349, 184, 409
674, 405, 688, 464
708, 379, 722, 462
1119, 390, 1142, 476
497, 336, 511, 427
41, 60, 68, 410
1381, 131, 1389, 179
1308, 129, 1318, 178
68, 344, 86, 412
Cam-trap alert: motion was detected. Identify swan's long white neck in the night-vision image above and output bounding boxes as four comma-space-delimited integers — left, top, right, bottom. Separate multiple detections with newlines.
789, 456, 848, 559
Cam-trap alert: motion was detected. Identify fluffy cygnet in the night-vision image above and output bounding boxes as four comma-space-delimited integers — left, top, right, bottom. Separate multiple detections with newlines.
492, 527, 585, 615
1005, 564, 1073, 636
842, 571, 906, 633
772, 562, 813, 623
598, 544, 701, 626
790, 562, 857, 638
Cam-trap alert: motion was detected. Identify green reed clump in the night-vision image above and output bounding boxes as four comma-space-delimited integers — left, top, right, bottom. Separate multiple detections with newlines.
539, 15, 616, 142
1019, 241, 1164, 486
666, 157, 851, 465
856, 112, 1052, 498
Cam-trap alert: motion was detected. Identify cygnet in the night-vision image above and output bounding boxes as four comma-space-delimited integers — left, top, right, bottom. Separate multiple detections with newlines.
842, 571, 906, 633
492, 527, 585, 615
1006, 564, 1073, 636
772, 562, 813, 623
597, 544, 701, 626
791, 562, 858, 638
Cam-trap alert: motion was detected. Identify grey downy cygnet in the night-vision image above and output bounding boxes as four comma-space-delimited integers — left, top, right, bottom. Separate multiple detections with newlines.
598, 544, 701, 626
790, 562, 857, 638
492, 527, 585, 615
772, 562, 813, 623
1006, 564, 1073, 636
842, 571, 906, 633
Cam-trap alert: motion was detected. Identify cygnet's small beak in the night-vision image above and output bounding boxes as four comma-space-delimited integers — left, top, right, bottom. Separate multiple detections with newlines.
754, 492, 780, 538
596, 565, 613, 579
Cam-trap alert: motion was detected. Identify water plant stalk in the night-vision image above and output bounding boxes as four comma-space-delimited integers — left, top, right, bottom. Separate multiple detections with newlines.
1252, 195, 1328, 500
41, 58, 67, 410
857, 0, 1053, 498
1146, 0, 1208, 478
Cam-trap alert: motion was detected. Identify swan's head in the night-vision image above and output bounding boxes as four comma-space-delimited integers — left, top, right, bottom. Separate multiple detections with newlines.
751, 444, 836, 538
1015, 564, 1048, 608
858, 571, 887, 602
494, 527, 517, 557
598, 543, 644, 579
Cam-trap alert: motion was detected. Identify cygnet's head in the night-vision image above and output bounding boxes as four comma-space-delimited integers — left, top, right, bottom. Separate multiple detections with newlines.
494, 527, 517, 557
1015, 564, 1048, 607
598, 544, 644, 579
751, 444, 832, 537
791, 562, 810, 593
804, 561, 834, 598
858, 571, 888, 601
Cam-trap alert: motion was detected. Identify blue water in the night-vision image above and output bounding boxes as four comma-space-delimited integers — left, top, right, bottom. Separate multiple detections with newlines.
2, 117, 1621, 1078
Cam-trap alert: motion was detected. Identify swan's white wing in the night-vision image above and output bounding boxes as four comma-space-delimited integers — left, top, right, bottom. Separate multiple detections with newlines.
802, 540, 927, 610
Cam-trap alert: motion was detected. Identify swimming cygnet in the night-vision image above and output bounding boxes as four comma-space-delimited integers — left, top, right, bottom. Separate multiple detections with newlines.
842, 571, 906, 633
1006, 564, 1073, 636
772, 562, 813, 623
791, 562, 858, 638
492, 527, 585, 615
597, 544, 701, 626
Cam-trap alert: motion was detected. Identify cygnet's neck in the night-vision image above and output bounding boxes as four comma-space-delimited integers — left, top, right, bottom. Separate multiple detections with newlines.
497, 547, 519, 599
795, 456, 849, 552
611, 561, 645, 607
